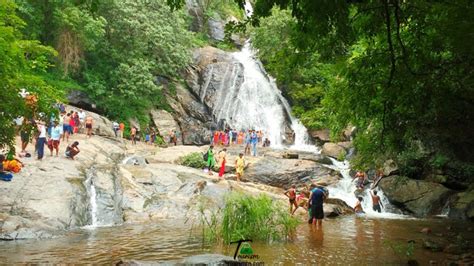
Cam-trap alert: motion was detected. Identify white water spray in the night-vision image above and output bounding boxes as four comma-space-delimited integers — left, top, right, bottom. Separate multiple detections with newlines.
85, 172, 98, 227
325, 158, 410, 219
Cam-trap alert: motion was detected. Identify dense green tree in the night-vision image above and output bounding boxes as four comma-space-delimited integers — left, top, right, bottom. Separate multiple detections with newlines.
15, 0, 194, 124
248, 0, 474, 177
0, 1, 59, 151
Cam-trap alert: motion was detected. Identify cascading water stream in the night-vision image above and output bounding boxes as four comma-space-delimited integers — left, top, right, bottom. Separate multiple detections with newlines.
85, 170, 98, 227
325, 158, 409, 218
217, 0, 405, 217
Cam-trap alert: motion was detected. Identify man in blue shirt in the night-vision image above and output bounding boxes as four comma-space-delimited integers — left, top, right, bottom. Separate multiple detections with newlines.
244, 130, 251, 155
250, 130, 258, 156
308, 185, 328, 229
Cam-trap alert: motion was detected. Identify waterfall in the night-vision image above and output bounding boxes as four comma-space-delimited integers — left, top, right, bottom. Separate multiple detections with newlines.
207, 41, 315, 148
85, 170, 98, 227
203, 0, 316, 150
325, 158, 408, 218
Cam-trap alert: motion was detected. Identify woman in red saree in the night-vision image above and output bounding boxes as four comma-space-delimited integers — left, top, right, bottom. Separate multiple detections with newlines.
218, 148, 227, 178
213, 131, 219, 145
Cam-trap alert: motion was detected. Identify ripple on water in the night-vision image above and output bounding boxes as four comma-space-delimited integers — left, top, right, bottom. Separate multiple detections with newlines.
0, 217, 472, 264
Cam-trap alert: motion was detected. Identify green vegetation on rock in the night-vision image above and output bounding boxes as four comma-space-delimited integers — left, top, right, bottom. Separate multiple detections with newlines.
179, 152, 207, 169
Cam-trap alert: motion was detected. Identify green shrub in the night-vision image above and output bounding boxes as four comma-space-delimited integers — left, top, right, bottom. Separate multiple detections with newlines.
397, 148, 427, 179
179, 152, 207, 169
430, 153, 449, 169
197, 192, 300, 244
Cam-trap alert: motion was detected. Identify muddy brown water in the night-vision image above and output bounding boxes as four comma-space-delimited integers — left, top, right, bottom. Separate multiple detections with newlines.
0, 217, 472, 264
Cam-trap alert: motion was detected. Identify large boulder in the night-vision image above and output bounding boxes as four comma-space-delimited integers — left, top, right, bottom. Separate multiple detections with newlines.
383, 159, 399, 176
321, 142, 347, 160
309, 129, 330, 145
67, 90, 98, 112
245, 157, 341, 188
165, 83, 215, 145
448, 190, 474, 220
324, 198, 355, 217
379, 176, 455, 217
65, 104, 115, 137
185, 0, 204, 32
0, 137, 125, 240
208, 18, 225, 41
185, 46, 244, 111
149, 109, 182, 144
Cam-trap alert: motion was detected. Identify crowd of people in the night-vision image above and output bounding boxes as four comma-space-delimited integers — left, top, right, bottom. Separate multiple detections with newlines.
15, 104, 90, 162
211, 128, 271, 157
281, 171, 386, 229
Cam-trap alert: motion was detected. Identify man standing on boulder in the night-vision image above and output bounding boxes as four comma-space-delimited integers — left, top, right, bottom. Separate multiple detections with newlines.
250, 130, 258, 156
85, 115, 93, 138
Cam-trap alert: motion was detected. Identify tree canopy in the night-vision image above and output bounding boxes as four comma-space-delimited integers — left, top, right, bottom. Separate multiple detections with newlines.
248, 0, 474, 177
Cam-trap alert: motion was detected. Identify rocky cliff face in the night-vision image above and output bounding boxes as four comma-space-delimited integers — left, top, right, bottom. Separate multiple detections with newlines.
148, 46, 245, 145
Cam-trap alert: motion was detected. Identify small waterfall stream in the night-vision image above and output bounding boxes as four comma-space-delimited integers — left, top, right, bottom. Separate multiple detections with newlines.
325, 158, 408, 218
85, 170, 98, 227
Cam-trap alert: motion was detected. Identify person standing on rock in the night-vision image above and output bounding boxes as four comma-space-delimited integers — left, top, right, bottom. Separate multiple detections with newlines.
78, 109, 86, 133
36, 121, 47, 160
113, 121, 119, 138
250, 130, 258, 156
218, 148, 227, 179
308, 185, 327, 229
119, 122, 125, 140
284, 185, 298, 214
62, 112, 72, 142
206, 145, 216, 175
20, 119, 32, 153
370, 190, 383, 213
235, 153, 245, 182
49, 120, 62, 157
130, 127, 137, 145
85, 115, 93, 138
169, 130, 177, 146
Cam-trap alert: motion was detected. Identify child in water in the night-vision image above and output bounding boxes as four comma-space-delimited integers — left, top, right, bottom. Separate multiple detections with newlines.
354, 197, 365, 214
284, 185, 298, 214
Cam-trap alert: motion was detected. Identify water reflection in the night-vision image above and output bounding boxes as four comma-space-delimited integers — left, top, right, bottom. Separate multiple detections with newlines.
0, 217, 472, 264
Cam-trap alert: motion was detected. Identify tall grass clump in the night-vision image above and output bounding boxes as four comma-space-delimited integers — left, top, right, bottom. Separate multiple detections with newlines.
196, 192, 299, 244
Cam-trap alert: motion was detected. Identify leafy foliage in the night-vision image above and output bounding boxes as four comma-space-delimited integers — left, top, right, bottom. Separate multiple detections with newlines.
196, 193, 299, 244
220, 193, 299, 243
15, 0, 194, 125
179, 152, 207, 169
0, 1, 61, 151
248, 1, 474, 173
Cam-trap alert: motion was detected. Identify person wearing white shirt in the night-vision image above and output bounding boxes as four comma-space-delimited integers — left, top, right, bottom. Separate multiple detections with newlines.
36, 122, 47, 160
78, 109, 86, 133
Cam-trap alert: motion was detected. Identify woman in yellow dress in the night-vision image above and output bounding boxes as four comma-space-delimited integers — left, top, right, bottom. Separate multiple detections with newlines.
235, 153, 245, 182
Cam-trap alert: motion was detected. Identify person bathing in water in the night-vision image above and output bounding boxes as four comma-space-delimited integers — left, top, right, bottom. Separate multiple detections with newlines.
370, 190, 383, 213
284, 185, 298, 214
291, 187, 310, 215
354, 197, 365, 214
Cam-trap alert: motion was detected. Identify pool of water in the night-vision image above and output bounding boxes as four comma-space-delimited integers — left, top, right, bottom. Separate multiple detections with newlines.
0, 217, 472, 264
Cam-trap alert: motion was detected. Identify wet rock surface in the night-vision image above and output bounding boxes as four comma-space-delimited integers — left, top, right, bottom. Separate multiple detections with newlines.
244, 156, 341, 188
379, 176, 455, 216
321, 143, 347, 159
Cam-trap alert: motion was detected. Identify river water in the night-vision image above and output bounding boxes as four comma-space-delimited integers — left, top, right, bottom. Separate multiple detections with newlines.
1, 217, 471, 264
